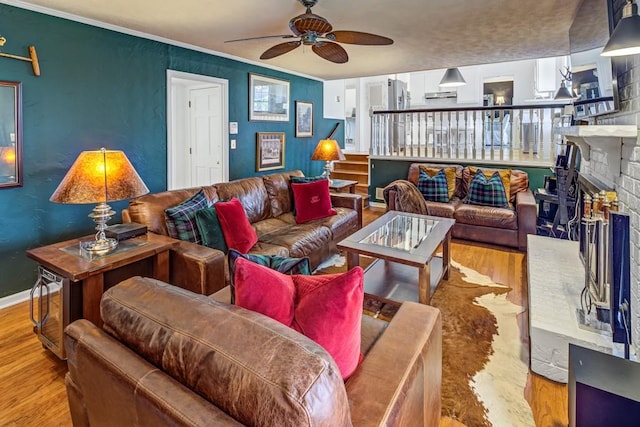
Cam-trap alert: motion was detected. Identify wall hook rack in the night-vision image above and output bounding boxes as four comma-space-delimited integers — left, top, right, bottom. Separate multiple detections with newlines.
0, 36, 40, 76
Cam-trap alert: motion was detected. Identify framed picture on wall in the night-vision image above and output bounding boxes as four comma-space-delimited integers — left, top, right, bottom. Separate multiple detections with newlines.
295, 101, 313, 137
256, 132, 285, 171
249, 74, 290, 122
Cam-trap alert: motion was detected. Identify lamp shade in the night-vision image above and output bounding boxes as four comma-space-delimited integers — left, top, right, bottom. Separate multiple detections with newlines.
50, 148, 149, 204
602, 0, 640, 57
311, 139, 346, 161
554, 81, 574, 100
439, 68, 466, 87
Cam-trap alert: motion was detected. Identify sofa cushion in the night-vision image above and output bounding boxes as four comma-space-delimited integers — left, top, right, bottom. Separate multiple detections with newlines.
164, 189, 211, 244
465, 170, 509, 208
215, 177, 271, 224
215, 198, 258, 253
454, 203, 518, 230
228, 248, 311, 304
233, 259, 364, 380
424, 200, 458, 218
194, 205, 228, 253
259, 223, 332, 259
263, 170, 304, 217
292, 180, 337, 224
101, 277, 352, 427
417, 169, 450, 203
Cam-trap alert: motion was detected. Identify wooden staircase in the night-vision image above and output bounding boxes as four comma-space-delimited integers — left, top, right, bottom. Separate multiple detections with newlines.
332, 153, 370, 206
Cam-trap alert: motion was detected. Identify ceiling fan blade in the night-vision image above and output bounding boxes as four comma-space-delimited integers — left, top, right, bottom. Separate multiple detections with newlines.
260, 41, 302, 59
225, 35, 296, 43
329, 31, 393, 46
312, 42, 348, 64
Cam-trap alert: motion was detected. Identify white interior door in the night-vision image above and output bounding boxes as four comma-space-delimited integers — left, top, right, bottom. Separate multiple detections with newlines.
166, 70, 229, 190
190, 86, 223, 186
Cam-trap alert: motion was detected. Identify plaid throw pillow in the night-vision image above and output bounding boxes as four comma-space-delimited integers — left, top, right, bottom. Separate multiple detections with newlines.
417, 169, 450, 203
227, 249, 311, 303
465, 170, 509, 208
164, 189, 211, 244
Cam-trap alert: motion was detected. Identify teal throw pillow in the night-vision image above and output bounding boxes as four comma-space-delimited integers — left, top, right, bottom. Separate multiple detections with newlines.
164, 189, 211, 244
417, 169, 450, 203
227, 249, 311, 304
290, 175, 327, 215
465, 170, 509, 208
194, 205, 228, 253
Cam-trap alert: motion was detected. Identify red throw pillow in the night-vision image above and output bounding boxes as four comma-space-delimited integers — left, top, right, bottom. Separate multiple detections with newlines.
291, 180, 337, 224
234, 258, 364, 380
233, 258, 295, 325
292, 268, 364, 379
215, 198, 258, 253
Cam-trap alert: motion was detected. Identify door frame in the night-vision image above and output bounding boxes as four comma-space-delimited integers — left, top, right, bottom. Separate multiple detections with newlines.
166, 70, 229, 190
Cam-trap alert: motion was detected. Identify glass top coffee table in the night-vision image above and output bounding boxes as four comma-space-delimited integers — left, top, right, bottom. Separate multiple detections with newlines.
337, 211, 455, 305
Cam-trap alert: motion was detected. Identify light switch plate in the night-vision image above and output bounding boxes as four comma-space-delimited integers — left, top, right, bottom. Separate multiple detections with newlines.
229, 122, 238, 134
230, 139, 236, 149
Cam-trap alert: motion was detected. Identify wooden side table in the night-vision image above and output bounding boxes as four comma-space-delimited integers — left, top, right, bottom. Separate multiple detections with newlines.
26, 233, 178, 358
329, 178, 358, 194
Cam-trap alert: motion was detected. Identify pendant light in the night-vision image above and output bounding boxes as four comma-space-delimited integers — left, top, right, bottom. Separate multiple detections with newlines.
554, 81, 573, 100
602, 0, 640, 57
439, 68, 466, 87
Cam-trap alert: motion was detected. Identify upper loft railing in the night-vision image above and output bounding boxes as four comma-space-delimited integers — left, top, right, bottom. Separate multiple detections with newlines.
370, 104, 577, 166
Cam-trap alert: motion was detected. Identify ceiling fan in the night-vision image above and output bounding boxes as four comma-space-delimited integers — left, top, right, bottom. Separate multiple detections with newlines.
225, 0, 393, 64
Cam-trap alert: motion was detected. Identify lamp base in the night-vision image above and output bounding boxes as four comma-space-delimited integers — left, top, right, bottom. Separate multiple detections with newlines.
80, 237, 118, 257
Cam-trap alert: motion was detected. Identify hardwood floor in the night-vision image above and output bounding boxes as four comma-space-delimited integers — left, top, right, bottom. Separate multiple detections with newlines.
0, 206, 567, 426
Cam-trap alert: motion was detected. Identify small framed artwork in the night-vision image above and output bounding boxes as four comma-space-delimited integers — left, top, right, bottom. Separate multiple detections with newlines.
249, 74, 290, 122
295, 101, 313, 137
256, 132, 285, 171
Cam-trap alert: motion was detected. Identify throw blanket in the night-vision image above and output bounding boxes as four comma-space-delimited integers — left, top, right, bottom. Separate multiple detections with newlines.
383, 180, 429, 215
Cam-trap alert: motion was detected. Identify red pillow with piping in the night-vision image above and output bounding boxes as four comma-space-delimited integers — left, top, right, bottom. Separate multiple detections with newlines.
215, 198, 258, 253
233, 258, 364, 380
291, 180, 337, 224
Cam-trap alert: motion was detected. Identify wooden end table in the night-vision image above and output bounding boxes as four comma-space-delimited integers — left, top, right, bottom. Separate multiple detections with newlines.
26, 233, 178, 358
329, 178, 358, 194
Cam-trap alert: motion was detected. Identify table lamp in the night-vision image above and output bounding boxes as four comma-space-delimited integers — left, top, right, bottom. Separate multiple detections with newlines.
50, 148, 149, 255
311, 139, 345, 183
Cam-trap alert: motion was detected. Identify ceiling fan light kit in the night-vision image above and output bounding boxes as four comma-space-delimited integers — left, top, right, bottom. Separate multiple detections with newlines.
227, 0, 393, 64
439, 67, 466, 87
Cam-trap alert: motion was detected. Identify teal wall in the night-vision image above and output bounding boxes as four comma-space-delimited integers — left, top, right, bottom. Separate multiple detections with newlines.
369, 159, 549, 201
0, 4, 342, 297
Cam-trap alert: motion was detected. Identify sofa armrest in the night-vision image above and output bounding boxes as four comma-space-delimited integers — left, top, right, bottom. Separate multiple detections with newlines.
516, 189, 537, 251
346, 302, 442, 427
169, 240, 226, 295
331, 193, 363, 229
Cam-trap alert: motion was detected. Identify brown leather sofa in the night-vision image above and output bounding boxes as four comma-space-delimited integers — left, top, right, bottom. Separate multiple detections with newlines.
384, 163, 537, 251
64, 276, 442, 426
123, 170, 362, 295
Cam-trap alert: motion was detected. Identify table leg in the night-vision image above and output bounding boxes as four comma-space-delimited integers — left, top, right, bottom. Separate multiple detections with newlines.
153, 250, 170, 282
349, 184, 356, 194
442, 229, 452, 280
418, 263, 431, 304
346, 251, 359, 270
83, 274, 104, 327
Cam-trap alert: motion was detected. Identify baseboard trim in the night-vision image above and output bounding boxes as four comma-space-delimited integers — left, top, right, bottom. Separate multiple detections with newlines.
370, 201, 386, 209
0, 289, 31, 310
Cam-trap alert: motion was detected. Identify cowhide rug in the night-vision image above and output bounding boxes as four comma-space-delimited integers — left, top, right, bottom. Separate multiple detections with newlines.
316, 254, 534, 427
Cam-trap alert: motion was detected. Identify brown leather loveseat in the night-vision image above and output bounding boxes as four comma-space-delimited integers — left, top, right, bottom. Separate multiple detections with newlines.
64, 276, 442, 426
123, 170, 362, 295
384, 163, 537, 251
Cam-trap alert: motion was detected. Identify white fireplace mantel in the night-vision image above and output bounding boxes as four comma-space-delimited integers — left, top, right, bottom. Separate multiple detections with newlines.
555, 125, 637, 176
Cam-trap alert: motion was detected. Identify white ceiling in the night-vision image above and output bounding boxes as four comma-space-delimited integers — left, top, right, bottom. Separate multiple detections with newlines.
13, 0, 586, 80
